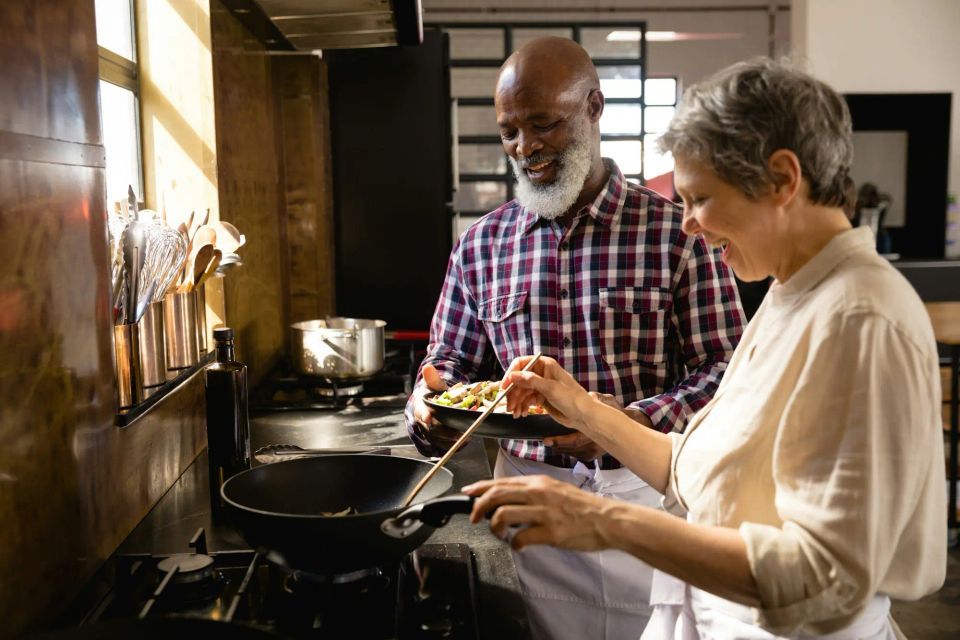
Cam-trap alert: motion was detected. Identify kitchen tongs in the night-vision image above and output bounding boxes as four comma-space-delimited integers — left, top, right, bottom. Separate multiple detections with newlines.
400, 352, 543, 508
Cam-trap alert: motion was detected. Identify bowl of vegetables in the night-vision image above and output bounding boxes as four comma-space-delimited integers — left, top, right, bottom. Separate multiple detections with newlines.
424, 380, 575, 440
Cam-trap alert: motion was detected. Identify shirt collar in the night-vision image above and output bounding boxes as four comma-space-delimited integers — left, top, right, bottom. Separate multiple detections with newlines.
518, 158, 627, 234
769, 226, 877, 301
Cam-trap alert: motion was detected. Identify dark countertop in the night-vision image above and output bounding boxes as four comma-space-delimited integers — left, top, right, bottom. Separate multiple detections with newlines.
115, 398, 531, 640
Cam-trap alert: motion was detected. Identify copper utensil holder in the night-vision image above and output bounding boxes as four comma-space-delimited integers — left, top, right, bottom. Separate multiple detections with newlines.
137, 301, 166, 387
195, 285, 208, 354
163, 290, 199, 371
114, 323, 143, 408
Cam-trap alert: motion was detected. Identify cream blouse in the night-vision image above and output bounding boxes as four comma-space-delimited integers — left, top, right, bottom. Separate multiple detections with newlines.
666, 227, 946, 635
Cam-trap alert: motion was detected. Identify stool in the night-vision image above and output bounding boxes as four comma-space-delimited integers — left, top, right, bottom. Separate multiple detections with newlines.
925, 302, 960, 545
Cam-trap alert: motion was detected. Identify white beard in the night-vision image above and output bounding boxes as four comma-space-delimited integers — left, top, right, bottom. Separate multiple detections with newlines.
509, 122, 597, 221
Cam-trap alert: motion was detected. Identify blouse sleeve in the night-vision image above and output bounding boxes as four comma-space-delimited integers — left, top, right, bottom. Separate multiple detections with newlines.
738, 310, 943, 635
661, 432, 689, 516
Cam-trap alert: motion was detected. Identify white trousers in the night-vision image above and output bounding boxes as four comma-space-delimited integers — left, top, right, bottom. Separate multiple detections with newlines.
495, 451, 661, 640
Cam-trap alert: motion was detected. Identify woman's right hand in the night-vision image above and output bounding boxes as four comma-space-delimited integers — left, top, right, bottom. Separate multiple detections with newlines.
501, 356, 594, 431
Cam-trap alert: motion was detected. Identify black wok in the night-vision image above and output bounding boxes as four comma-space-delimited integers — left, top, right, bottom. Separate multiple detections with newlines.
221, 454, 475, 573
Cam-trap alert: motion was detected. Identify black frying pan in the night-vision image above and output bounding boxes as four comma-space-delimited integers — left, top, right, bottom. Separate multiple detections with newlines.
221, 454, 475, 573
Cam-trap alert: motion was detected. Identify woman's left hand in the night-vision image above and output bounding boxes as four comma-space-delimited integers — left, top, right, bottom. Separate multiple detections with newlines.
462, 475, 618, 552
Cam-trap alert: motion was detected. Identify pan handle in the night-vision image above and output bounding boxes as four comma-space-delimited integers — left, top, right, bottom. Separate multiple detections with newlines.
380, 495, 475, 539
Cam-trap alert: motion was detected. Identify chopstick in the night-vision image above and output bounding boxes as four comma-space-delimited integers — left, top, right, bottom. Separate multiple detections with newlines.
400, 352, 543, 508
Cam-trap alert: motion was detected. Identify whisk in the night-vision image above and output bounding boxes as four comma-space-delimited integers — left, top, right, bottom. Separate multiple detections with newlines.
108, 210, 130, 322
138, 224, 187, 310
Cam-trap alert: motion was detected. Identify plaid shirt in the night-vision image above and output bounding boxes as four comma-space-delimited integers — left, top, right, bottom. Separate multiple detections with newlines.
406, 160, 745, 469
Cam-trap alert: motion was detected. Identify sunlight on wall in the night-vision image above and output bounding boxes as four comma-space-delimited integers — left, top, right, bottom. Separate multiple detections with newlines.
138, 0, 218, 229
137, 0, 224, 337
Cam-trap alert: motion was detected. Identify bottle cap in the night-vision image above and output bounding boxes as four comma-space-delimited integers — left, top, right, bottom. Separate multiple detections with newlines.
213, 327, 234, 342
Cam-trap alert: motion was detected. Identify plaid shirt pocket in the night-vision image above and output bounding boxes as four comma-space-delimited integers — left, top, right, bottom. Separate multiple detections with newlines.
599, 287, 671, 365
478, 290, 531, 366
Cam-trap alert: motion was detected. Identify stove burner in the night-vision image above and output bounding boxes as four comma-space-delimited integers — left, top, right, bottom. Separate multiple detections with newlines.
156, 554, 215, 585
311, 382, 364, 398
69, 526, 482, 640
288, 565, 383, 587
250, 359, 411, 412
265, 550, 386, 587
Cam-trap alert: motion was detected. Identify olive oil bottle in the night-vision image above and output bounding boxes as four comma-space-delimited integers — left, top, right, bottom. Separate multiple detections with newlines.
205, 327, 251, 514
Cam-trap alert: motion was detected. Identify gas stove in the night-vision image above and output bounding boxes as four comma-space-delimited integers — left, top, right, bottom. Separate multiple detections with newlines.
251, 343, 416, 412
36, 335, 529, 639
73, 528, 480, 639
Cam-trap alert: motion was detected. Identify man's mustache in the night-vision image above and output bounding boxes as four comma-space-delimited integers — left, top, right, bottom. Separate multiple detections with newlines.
516, 153, 559, 169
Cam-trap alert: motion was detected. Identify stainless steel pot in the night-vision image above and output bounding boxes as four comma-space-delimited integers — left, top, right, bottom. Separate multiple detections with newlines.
291, 317, 386, 379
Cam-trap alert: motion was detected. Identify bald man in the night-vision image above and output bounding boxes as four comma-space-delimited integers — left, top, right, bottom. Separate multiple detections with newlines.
405, 38, 745, 639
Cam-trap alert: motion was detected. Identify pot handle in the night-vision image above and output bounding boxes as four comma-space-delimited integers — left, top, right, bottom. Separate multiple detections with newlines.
380, 495, 475, 539
318, 329, 358, 340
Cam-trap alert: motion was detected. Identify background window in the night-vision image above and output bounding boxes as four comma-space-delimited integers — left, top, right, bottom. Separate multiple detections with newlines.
436, 22, 677, 231
95, 0, 143, 209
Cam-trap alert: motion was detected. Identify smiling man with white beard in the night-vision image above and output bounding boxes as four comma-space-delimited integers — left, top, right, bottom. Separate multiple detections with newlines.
405, 37, 746, 640
508, 116, 596, 221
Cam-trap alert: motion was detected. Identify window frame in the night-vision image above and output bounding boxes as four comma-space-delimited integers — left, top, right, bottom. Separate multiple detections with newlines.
431, 21, 661, 219
96, 0, 145, 208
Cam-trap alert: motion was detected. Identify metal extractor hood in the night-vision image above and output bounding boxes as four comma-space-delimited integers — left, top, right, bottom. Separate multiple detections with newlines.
250, 0, 424, 50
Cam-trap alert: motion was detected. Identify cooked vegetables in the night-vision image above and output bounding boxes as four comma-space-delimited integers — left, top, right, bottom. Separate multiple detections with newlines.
432, 380, 547, 414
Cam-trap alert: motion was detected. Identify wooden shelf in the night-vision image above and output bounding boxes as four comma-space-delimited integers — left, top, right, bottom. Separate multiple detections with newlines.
116, 351, 214, 428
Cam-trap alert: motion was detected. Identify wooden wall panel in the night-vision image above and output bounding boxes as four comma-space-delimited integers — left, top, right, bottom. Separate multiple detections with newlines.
0, 0, 336, 631
210, 0, 287, 384
0, 1, 209, 634
0, 1, 101, 144
273, 58, 336, 325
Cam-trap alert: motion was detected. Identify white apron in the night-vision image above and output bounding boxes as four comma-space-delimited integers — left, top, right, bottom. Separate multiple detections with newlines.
495, 451, 661, 640
642, 582, 901, 640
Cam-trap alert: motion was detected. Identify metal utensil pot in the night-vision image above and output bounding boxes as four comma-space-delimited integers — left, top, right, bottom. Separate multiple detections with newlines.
291, 318, 386, 379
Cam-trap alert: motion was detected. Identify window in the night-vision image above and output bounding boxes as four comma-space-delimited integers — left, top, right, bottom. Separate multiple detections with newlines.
434, 22, 676, 231
95, 0, 144, 209
600, 77, 678, 184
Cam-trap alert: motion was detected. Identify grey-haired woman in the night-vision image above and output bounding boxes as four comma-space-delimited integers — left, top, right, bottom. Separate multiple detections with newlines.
464, 58, 946, 639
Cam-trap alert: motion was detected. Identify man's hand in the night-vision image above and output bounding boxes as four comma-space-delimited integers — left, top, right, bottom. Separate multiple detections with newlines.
538, 392, 616, 461
542, 432, 606, 462
539, 392, 654, 461
587, 391, 618, 409
412, 364, 464, 450
588, 391, 655, 429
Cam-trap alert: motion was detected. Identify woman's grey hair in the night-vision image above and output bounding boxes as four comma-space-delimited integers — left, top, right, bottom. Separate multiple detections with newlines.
659, 57, 854, 208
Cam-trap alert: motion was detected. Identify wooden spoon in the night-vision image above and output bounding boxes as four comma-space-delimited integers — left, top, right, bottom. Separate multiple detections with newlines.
195, 248, 222, 289
190, 244, 215, 291
193, 225, 217, 250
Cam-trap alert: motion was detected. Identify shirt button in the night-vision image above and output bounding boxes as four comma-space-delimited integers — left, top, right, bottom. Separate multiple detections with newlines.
560, 288, 569, 299
559, 241, 569, 250
633, 301, 642, 311
562, 336, 572, 347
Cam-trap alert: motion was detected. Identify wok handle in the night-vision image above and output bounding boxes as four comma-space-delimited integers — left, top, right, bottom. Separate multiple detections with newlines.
380, 495, 476, 539
407, 494, 476, 527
